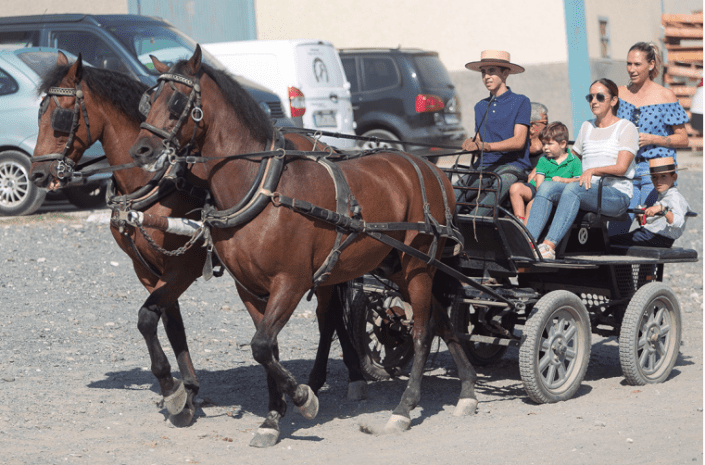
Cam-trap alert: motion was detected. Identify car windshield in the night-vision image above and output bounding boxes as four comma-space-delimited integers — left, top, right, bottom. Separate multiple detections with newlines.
15, 50, 83, 78
413, 55, 453, 89
106, 24, 223, 74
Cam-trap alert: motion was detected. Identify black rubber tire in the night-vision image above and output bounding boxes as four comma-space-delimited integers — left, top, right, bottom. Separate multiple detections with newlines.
62, 182, 108, 209
0, 150, 46, 216
350, 287, 413, 381
450, 300, 508, 366
356, 129, 405, 151
519, 290, 591, 404
619, 282, 681, 385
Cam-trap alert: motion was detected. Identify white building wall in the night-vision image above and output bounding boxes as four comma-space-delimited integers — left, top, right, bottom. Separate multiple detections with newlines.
1, 0, 128, 16
254, 0, 569, 71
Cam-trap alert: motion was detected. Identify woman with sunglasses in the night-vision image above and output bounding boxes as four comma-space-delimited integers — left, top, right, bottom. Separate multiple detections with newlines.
610, 42, 689, 235
526, 78, 638, 259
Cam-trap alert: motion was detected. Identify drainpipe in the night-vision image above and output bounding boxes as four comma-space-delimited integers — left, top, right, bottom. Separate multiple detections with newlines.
563, 0, 594, 137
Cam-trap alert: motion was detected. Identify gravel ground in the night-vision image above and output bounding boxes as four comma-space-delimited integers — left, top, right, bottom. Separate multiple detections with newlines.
0, 159, 701, 465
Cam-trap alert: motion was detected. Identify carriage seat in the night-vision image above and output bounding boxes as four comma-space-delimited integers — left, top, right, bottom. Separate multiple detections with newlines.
609, 244, 698, 260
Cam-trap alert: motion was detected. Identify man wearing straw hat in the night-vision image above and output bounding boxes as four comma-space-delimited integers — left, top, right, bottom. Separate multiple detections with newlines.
611, 156, 691, 247
456, 50, 531, 215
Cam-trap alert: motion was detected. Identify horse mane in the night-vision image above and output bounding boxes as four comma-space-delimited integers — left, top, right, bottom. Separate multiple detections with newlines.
173, 60, 274, 144
39, 65, 148, 123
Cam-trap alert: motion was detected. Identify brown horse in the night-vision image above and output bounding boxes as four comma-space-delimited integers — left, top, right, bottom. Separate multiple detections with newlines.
128, 46, 478, 447
30, 52, 366, 429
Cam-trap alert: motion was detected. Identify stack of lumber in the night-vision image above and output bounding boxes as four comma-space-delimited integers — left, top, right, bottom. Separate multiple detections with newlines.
661, 11, 703, 150
662, 12, 703, 150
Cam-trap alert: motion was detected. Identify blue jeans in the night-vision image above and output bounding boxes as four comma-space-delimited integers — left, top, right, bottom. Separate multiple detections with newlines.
526, 181, 570, 239
608, 160, 658, 235
527, 181, 630, 246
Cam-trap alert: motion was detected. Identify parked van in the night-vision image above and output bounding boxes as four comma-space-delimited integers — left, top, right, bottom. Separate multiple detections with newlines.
203, 39, 356, 148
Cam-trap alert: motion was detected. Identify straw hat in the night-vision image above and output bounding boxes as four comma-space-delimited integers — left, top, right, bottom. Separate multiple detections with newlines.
465, 50, 525, 74
649, 156, 685, 174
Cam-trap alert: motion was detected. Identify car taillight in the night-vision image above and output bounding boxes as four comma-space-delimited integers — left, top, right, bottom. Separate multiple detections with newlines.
288, 86, 306, 117
415, 94, 444, 113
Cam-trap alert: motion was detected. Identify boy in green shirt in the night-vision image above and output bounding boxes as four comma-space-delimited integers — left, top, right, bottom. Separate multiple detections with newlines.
509, 122, 582, 223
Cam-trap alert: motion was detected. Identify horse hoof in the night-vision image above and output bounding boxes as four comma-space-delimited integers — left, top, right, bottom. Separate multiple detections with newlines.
453, 398, 478, 417
168, 403, 195, 427
250, 428, 279, 448
297, 384, 319, 420
384, 414, 411, 434
347, 380, 368, 401
163, 378, 187, 415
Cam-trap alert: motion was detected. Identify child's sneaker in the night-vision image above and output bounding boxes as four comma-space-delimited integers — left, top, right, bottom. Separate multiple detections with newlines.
537, 243, 556, 260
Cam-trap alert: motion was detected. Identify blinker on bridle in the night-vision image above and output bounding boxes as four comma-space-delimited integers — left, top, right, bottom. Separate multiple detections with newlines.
139, 72, 203, 156
33, 83, 93, 181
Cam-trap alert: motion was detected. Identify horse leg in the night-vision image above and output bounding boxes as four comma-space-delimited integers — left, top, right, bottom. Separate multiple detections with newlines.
137, 283, 198, 426
430, 297, 478, 416
160, 300, 200, 426
247, 288, 319, 448
385, 271, 435, 433
308, 284, 367, 400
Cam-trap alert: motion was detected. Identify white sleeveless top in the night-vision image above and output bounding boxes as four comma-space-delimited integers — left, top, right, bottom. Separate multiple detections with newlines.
572, 118, 638, 198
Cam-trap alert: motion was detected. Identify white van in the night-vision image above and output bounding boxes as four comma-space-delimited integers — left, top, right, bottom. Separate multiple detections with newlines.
203, 39, 356, 148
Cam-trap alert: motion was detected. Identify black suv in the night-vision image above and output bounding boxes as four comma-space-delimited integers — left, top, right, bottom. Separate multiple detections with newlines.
339, 48, 466, 153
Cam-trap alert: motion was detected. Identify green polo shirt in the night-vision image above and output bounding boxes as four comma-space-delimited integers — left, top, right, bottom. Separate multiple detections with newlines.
530, 150, 582, 187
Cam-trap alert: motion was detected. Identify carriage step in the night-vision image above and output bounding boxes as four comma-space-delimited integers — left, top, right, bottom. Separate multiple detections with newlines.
458, 333, 520, 347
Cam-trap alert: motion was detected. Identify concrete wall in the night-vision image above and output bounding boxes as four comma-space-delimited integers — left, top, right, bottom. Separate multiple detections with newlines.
1, 0, 128, 16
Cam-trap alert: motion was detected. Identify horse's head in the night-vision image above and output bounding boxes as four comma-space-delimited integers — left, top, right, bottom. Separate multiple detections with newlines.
31, 52, 96, 190
129, 46, 205, 172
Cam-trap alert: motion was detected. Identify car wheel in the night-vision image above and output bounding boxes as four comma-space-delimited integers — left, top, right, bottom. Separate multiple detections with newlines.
0, 150, 46, 217
62, 182, 108, 209
357, 129, 405, 151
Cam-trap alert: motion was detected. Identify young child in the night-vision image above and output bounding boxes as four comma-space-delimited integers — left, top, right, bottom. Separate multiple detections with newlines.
509, 122, 582, 223
611, 157, 691, 247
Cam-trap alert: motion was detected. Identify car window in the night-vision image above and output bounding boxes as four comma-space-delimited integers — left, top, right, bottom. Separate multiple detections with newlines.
341, 57, 358, 93
361, 57, 399, 92
0, 67, 18, 96
413, 55, 453, 89
0, 30, 40, 49
49, 30, 129, 74
105, 24, 223, 75
15, 50, 83, 78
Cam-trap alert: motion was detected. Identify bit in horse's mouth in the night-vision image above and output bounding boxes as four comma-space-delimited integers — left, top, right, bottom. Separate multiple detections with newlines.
141, 152, 168, 173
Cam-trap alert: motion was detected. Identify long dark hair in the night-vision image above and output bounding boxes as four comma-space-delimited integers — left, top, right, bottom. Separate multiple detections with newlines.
590, 78, 620, 115
629, 42, 662, 80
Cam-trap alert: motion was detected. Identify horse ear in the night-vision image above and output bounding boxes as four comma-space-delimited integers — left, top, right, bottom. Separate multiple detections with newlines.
65, 53, 83, 84
150, 55, 170, 74
184, 45, 203, 75
57, 51, 69, 66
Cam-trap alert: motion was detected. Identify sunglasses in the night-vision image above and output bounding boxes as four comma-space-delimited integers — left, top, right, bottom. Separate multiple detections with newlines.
585, 93, 609, 103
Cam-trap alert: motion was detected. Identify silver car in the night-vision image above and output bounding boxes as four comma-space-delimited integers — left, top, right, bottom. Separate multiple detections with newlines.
0, 47, 109, 216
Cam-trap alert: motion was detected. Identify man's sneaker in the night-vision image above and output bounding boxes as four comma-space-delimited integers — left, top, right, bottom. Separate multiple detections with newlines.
537, 243, 556, 260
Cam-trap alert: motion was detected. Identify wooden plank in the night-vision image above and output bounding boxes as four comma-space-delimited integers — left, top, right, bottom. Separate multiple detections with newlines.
663, 26, 703, 39
662, 13, 704, 25
668, 50, 704, 63
679, 97, 693, 108
670, 85, 697, 96
664, 65, 704, 79
665, 44, 705, 52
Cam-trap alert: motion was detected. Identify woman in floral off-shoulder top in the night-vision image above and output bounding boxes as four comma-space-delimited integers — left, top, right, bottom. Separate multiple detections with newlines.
611, 42, 690, 235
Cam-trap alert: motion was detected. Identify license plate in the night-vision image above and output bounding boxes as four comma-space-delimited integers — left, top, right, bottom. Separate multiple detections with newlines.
314, 110, 337, 127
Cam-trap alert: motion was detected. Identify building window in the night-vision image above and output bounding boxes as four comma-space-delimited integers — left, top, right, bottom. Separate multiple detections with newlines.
599, 17, 611, 59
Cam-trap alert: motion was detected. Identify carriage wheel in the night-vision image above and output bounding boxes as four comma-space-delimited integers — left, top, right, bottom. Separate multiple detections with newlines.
350, 286, 414, 381
619, 282, 681, 385
450, 300, 508, 366
519, 291, 591, 404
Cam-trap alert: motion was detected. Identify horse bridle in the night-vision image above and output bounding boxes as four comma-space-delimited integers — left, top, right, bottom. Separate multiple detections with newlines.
139, 72, 203, 159
33, 83, 93, 181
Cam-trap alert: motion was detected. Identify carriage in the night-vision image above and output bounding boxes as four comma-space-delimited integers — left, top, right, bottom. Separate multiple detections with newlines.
31, 46, 698, 447
344, 165, 698, 403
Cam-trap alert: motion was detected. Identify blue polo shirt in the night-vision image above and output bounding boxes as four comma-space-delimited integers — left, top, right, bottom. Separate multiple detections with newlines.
473, 87, 531, 169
